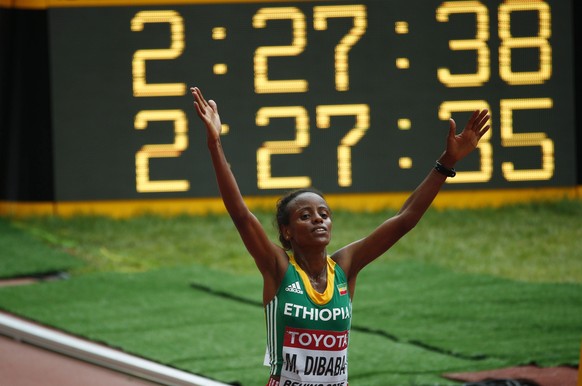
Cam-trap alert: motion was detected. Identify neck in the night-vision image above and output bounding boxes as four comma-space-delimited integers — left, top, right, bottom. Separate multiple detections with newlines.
293, 251, 327, 279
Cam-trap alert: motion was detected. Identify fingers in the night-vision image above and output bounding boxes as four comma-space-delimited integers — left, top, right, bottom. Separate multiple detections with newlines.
464, 109, 489, 136
190, 87, 206, 107
476, 112, 490, 138
448, 118, 457, 137
473, 109, 490, 129
478, 125, 490, 139
471, 109, 490, 140
209, 99, 218, 113
191, 89, 204, 119
191, 87, 218, 111
191, 87, 218, 122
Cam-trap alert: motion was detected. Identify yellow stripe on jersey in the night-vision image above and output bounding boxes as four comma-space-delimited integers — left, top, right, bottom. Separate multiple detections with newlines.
289, 254, 336, 306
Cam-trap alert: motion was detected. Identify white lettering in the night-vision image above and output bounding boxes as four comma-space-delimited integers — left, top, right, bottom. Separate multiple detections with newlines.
286, 331, 348, 350
311, 333, 324, 347
299, 333, 312, 346
293, 304, 302, 317
287, 330, 300, 344
323, 334, 336, 348
283, 303, 351, 321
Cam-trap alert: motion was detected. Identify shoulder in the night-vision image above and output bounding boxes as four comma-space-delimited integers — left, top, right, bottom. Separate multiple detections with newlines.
329, 239, 366, 281
330, 249, 352, 278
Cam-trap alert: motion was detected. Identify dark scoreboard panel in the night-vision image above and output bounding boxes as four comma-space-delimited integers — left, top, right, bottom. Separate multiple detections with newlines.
45, 0, 575, 200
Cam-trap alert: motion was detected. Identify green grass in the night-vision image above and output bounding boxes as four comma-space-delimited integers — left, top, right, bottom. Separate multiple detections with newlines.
8, 199, 582, 283
7, 213, 256, 274
0, 261, 579, 385
0, 217, 83, 278
390, 200, 582, 283
1, 199, 581, 385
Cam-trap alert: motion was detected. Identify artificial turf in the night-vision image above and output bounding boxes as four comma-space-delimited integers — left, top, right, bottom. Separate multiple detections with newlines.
1, 202, 580, 385
0, 260, 579, 385
0, 217, 83, 278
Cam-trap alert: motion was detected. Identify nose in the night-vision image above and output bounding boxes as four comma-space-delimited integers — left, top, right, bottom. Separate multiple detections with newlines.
312, 213, 324, 223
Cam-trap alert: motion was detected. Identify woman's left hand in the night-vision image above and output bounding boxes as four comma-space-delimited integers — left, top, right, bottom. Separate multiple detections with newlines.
444, 109, 490, 164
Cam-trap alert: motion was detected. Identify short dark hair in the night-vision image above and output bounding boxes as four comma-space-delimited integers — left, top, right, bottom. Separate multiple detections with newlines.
275, 188, 326, 250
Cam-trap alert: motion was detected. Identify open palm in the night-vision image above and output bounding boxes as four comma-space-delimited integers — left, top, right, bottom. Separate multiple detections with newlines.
446, 109, 490, 163
191, 87, 222, 141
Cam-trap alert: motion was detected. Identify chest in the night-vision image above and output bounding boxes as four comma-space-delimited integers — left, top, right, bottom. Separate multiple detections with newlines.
277, 270, 352, 331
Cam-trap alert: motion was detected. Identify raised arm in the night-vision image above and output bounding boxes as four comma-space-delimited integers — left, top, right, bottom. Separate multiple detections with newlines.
191, 87, 286, 285
334, 109, 490, 285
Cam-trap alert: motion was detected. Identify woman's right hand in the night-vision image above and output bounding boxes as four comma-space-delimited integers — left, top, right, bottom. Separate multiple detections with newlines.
191, 87, 222, 141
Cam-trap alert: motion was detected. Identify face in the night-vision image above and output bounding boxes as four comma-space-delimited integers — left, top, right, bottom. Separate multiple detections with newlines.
282, 192, 332, 250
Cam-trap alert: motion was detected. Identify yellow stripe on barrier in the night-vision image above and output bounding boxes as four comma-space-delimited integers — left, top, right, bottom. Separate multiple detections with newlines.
0, 0, 45, 8
1, 186, 580, 218
0, 202, 56, 217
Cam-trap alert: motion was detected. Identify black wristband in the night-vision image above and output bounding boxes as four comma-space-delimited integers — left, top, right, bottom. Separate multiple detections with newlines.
434, 160, 456, 177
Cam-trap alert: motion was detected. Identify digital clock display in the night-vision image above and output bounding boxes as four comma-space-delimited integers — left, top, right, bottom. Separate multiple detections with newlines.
45, 0, 576, 200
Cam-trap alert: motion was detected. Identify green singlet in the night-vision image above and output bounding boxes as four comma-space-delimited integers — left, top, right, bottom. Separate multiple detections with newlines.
265, 254, 352, 386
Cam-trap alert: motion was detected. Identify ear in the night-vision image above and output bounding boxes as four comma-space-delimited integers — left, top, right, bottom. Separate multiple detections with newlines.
280, 224, 291, 240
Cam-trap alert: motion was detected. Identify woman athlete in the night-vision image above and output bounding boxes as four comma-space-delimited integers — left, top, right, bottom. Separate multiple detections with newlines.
191, 86, 490, 386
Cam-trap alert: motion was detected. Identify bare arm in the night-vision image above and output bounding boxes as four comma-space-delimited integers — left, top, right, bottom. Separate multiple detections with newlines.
191, 88, 287, 290
334, 109, 491, 284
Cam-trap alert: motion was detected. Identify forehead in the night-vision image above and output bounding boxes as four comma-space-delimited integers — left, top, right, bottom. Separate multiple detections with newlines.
288, 192, 330, 211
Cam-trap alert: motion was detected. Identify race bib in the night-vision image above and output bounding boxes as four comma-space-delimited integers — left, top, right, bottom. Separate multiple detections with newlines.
279, 327, 348, 386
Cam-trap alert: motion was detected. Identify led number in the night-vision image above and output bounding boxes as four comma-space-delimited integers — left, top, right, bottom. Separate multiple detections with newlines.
134, 110, 189, 193
253, 8, 308, 94
256, 107, 311, 189
500, 98, 554, 181
438, 101, 492, 183
436, 1, 490, 87
499, 0, 551, 85
313, 5, 367, 92
131, 10, 186, 97
316, 104, 369, 187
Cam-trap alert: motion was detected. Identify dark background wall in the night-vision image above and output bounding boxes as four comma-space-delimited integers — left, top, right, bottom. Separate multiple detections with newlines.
0, 8, 53, 201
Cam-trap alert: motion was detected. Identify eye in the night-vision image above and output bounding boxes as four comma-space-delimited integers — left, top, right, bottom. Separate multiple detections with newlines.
319, 208, 332, 220
300, 212, 311, 220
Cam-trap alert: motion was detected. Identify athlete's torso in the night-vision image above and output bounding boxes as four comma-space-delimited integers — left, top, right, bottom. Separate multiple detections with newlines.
265, 255, 352, 386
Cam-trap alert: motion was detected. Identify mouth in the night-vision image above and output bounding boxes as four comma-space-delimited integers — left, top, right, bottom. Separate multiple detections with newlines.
312, 226, 327, 234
